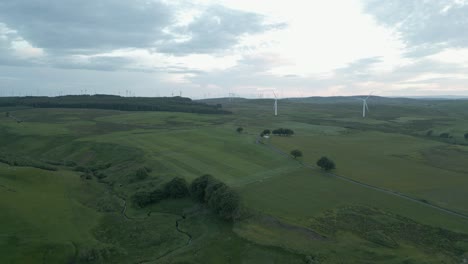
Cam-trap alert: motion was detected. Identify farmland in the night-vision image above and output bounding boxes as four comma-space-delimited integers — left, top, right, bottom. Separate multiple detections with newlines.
1, 96, 468, 263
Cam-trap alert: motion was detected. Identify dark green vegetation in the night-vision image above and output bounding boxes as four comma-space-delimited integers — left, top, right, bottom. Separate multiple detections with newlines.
316, 156, 335, 171
291, 149, 303, 159
1, 95, 468, 263
0, 95, 229, 114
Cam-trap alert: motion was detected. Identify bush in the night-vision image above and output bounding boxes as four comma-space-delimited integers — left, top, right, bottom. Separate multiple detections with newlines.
190, 174, 215, 202
317, 156, 335, 171
426, 130, 433, 136
163, 177, 189, 198
236, 127, 243, 133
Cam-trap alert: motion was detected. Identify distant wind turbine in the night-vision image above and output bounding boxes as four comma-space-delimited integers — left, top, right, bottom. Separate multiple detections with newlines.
360, 93, 372, 118
273, 91, 278, 116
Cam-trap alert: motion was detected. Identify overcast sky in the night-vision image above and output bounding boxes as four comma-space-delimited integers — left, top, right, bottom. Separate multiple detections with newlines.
1, 0, 468, 98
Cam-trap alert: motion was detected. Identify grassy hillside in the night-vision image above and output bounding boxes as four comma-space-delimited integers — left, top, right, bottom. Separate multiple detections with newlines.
1, 96, 468, 263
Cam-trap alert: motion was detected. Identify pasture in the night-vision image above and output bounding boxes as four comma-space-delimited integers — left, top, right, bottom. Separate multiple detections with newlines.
1, 96, 468, 263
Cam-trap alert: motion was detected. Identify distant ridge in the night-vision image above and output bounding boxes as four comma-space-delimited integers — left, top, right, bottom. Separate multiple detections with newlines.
0, 94, 230, 114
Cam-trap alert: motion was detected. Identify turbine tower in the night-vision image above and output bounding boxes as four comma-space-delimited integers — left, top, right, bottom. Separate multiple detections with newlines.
361, 94, 371, 118
273, 91, 278, 116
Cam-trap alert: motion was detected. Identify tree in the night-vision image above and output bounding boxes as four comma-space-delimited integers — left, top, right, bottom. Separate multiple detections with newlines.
208, 186, 240, 221
163, 177, 189, 198
236, 127, 243, 133
190, 174, 214, 202
290, 149, 303, 159
464, 133, 468, 140
317, 156, 335, 171
262, 129, 271, 135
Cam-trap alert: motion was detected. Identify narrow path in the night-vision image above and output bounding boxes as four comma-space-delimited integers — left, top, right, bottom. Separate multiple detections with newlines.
256, 137, 468, 221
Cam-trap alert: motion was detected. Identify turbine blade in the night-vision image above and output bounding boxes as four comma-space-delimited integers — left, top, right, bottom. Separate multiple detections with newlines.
365, 102, 369, 112
273, 91, 277, 98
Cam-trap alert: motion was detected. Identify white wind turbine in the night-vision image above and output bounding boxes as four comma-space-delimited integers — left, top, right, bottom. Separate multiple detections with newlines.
273, 91, 278, 116
360, 93, 372, 118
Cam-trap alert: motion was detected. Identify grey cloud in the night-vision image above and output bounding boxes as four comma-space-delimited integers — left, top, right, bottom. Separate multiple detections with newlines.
159, 5, 286, 54
0, 0, 173, 52
364, 0, 468, 56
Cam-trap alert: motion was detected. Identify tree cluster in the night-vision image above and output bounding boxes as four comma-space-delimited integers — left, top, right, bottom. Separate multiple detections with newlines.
272, 128, 294, 136
0, 95, 231, 115
317, 156, 335, 171
189, 174, 240, 221
260, 129, 271, 137
132, 177, 189, 207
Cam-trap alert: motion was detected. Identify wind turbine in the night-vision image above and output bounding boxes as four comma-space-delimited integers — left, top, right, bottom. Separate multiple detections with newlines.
273, 91, 278, 116
360, 94, 372, 118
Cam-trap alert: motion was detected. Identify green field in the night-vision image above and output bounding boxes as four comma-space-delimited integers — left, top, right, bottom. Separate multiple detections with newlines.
1, 97, 468, 263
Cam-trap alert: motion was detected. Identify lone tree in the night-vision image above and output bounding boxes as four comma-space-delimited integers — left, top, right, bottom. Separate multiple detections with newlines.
317, 156, 335, 171
290, 149, 303, 159
465, 133, 468, 140
236, 127, 243, 134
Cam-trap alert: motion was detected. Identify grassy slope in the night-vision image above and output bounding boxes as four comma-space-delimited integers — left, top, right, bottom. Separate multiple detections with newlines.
1, 99, 468, 263
0, 164, 100, 263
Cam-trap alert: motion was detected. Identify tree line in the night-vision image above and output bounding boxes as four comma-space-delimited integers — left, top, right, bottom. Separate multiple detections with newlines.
0, 95, 230, 115
132, 174, 240, 221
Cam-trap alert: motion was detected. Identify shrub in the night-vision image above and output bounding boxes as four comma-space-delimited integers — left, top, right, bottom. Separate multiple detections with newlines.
236, 127, 243, 133
426, 130, 433, 136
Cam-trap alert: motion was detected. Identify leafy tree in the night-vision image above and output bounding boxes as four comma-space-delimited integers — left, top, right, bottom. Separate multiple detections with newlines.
236, 127, 244, 133
464, 133, 468, 140
164, 177, 189, 198
262, 129, 271, 135
204, 180, 227, 202
290, 149, 303, 159
190, 174, 215, 202
317, 156, 335, 171
208, 186, 240, 221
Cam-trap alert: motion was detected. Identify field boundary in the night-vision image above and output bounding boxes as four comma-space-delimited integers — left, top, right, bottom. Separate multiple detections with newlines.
256, 137, 468, 221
